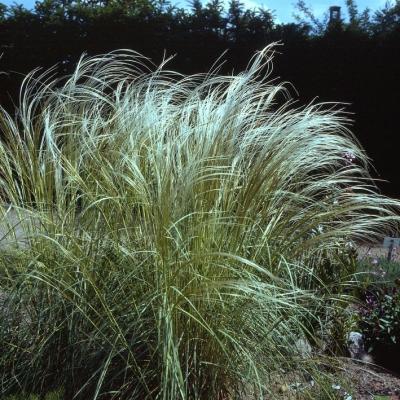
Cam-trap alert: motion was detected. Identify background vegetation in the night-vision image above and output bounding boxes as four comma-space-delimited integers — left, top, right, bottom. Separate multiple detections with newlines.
0, 0, 400, 195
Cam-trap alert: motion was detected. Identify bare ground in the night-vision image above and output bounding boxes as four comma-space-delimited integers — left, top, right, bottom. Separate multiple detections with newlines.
341, 360, 400, 400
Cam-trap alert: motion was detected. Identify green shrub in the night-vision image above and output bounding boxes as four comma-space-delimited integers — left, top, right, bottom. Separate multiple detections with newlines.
352, 256, 400, 369
359, 286, 400, 351
1, 45, 399, 399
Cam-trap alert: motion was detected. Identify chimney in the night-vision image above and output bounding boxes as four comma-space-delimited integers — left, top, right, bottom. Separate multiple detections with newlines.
329, 6, 341, 23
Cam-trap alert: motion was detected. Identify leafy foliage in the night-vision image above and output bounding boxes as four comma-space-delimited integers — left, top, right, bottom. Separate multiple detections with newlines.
359, 286, 400, 350
354, 255, 400, 368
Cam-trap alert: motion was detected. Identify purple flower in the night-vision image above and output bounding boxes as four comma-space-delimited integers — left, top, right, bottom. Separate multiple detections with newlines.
343, 151, 356, 166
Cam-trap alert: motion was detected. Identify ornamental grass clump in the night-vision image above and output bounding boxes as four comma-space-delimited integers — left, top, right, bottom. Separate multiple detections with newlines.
0, 45, 399, 399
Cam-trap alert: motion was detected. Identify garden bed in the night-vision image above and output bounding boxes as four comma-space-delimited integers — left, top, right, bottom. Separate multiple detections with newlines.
340, 360, 400, 400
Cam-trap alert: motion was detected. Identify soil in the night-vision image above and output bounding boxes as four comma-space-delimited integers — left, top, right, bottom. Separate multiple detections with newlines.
340, 359, 400, 400
266, 360, 400, 400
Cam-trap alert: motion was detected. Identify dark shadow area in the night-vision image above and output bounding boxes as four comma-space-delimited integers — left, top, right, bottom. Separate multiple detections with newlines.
1, 0, 399, 196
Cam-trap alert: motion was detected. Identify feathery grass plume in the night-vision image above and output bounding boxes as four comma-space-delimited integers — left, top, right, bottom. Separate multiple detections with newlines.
0, 44, 399, 399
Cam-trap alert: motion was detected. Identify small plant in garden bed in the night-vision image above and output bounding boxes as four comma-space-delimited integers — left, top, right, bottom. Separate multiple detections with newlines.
352, 254, 400, 373
361, 286, 400, 346
1, 45, 400, 399
358, 286, 400, 360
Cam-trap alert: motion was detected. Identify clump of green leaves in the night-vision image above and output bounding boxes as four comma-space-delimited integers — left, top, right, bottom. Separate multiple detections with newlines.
0, 45, 399, 399
359, 286, 400, 350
